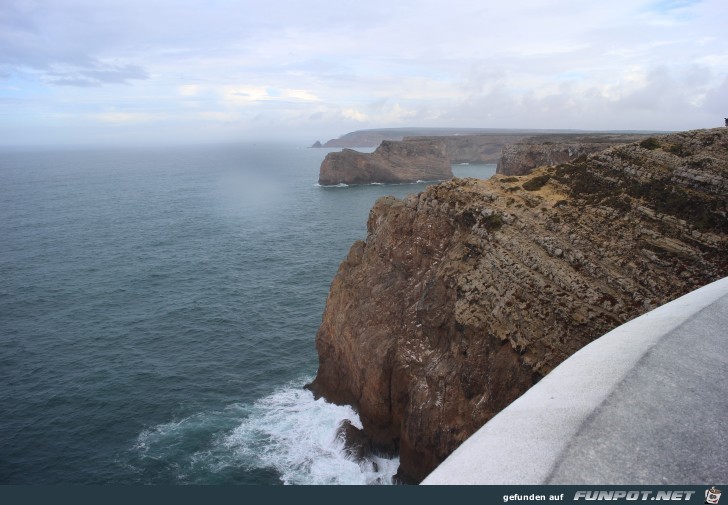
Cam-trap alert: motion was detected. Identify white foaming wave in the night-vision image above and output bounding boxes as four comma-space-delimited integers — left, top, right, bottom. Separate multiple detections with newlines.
315, 182, 350, 188
316, 180, 440, 187
130, 380, 398, 484
223, 383, 398, 485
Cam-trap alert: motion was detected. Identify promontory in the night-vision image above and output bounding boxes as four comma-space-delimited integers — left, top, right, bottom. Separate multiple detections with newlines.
307, 128, 728, 483
318, 138, 453, 185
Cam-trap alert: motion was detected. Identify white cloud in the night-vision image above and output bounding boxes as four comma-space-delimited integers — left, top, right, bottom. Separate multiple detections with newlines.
281, 89, 320, 102
342, 108, 368, 122
1, 0, 727, 145
178, 85, 199, 96
91, 112, 160, 124
198, 111, 239, 123
222, 86, 320, 106
223, 86, 270, 105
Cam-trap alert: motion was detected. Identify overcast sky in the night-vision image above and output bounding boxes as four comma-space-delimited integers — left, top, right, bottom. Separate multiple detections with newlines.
1, 0, 727, 146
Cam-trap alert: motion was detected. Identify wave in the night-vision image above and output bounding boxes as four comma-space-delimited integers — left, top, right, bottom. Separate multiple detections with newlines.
318, 179, 445, 188
129, 380, 398, 484
315, 183, 350, 188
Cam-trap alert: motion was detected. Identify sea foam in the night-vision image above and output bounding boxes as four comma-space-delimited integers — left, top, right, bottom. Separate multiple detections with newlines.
223, 383, 398, 485
132, 380, 398, 485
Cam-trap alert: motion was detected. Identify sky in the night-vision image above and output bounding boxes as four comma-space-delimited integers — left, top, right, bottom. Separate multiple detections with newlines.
1, 0, 727, 146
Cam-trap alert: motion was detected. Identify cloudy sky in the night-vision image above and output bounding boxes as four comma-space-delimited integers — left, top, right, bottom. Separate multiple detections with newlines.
1, 0, 727, 146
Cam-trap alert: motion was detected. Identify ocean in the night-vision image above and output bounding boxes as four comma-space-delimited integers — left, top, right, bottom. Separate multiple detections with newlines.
0, 143, 495, 485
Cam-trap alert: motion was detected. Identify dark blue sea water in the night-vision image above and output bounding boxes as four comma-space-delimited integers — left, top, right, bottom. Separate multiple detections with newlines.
0, 143, 495, 485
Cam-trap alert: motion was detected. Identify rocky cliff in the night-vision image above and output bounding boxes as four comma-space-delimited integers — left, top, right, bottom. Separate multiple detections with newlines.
319, 128, 572, 148
406, 134, 531, 164
318, 138, 453, 185
320, 131, 653, 180
496, 134, 650, 176
308, 128, 728, 483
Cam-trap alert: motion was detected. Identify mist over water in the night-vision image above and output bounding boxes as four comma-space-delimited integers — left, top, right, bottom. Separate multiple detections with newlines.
0, 143, 495, 484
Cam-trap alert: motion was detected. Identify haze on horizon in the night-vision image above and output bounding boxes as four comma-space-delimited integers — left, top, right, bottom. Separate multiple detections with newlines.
1, 0, 727, 147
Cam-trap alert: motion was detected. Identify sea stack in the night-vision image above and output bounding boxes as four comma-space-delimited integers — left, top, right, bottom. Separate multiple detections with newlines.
308, 128, 728, 483
317, 138, 453, 185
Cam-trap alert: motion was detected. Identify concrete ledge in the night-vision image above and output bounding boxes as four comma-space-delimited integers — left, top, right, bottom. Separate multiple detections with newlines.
423, 277, 728, 484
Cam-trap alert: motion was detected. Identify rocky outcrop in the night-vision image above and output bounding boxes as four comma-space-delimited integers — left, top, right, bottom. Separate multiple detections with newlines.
308, 128, 728, 483
336, 420, 375, 462
318, 138, 453, 185
496, 134, 650, 176
321, 129, 410, 148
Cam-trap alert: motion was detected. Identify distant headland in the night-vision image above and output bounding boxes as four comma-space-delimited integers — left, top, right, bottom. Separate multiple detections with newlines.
312, 127, 590, 148
316, 129, 656, 185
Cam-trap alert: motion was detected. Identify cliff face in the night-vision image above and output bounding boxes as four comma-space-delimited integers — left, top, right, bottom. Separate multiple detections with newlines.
406, 134, 530, 164
325, 133, 621, 167
496, 134, 650, 176
318, 139, 453, 185
308, 128, 728, 483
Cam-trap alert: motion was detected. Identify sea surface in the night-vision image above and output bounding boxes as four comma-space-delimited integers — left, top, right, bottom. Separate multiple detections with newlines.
0, 143, 495, 485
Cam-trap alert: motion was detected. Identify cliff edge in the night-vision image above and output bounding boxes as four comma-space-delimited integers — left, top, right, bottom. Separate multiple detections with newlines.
318, 138, 453, 185
308, 128, 728, 483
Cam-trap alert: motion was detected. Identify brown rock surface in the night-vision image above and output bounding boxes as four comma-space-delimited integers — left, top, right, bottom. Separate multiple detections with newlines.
308, 128, 728, 483
318, 138, 453, 185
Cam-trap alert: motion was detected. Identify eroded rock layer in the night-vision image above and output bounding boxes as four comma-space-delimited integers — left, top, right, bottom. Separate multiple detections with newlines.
308, 128, 728, 483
